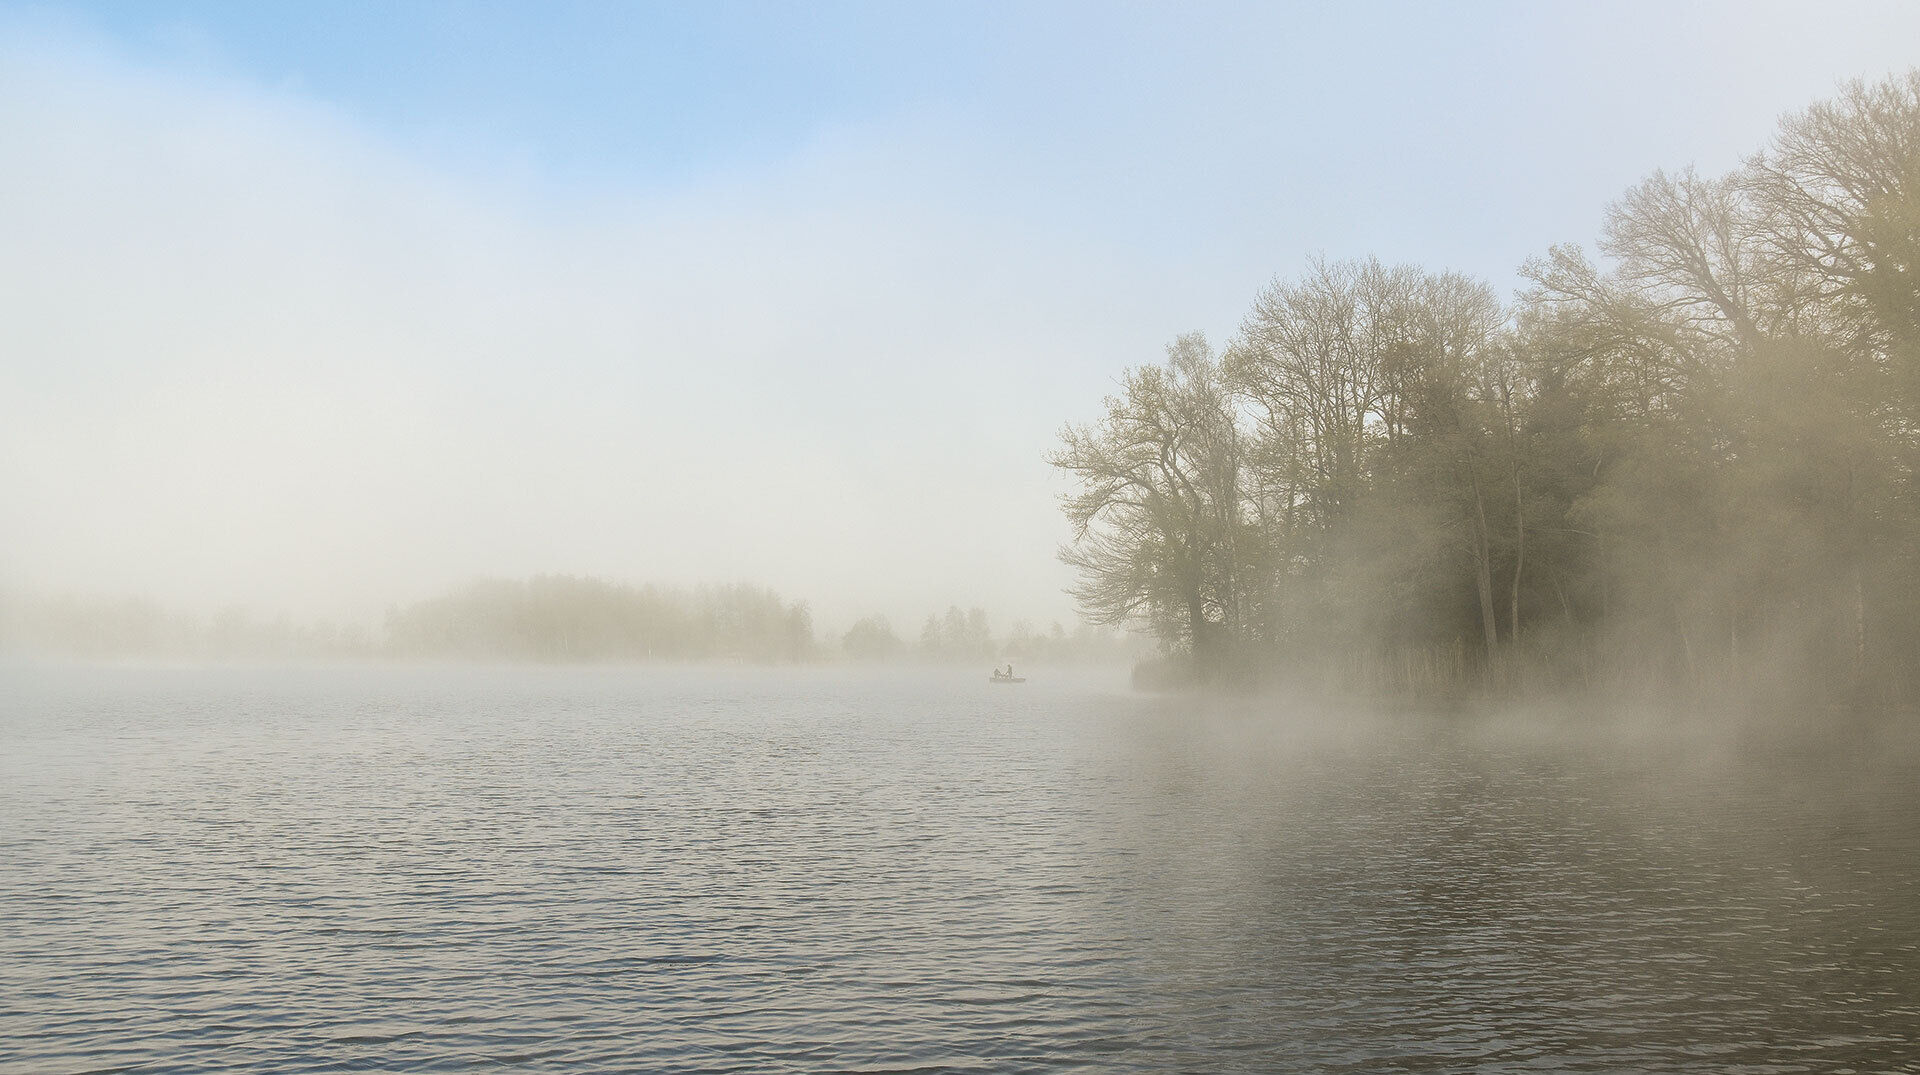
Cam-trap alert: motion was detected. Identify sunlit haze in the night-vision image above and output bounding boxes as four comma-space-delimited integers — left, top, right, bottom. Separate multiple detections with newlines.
10, 7, 1920, 1070
4, 1, 1917, 632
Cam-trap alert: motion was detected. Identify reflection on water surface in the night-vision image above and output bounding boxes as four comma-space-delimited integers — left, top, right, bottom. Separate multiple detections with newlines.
3, 664, 1917, 1072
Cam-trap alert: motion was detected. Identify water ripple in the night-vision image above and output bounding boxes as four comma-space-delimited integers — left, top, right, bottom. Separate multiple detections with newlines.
3, 664, 1919, 1072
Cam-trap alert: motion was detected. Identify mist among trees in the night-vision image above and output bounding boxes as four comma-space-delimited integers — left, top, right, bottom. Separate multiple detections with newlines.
0, 577, 1140, 666
384, 577, 817, 662
1054, 73, 1920, 703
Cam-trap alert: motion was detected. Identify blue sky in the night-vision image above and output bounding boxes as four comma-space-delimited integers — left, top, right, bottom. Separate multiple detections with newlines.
4, 2, 1919, 630
53, 3, 991, 183
32, 1, 1920, 308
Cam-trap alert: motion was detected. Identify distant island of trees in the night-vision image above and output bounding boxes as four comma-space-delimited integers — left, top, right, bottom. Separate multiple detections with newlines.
1052, 72, 1920, 705
0, 575, 1139, 666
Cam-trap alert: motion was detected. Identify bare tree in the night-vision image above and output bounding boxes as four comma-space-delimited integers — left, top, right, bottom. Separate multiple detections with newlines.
1051, 334, 1256, 676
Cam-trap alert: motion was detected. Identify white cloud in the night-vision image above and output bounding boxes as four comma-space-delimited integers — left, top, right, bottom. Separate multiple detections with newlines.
0, 30, 1156, 634
8, 5, 1919, 635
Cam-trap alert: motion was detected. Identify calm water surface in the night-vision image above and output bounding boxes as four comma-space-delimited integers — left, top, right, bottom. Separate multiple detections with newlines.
3, 663, 1919, 1072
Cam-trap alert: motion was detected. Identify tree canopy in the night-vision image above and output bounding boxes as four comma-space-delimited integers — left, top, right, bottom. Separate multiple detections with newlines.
1054, 72, 1920, 704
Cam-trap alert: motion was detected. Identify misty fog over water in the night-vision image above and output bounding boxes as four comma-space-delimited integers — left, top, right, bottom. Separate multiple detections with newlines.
5, 664, 1919, 1072
8, 4, 1920, 1072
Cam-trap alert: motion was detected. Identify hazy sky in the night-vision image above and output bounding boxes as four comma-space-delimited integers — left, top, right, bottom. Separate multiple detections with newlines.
3, 2, 1918, 634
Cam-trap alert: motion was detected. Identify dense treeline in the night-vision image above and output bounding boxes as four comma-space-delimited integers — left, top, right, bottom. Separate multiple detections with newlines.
0, 592, 376, 660
1, 579, 1140, 665
1054, 73, 1920, 703
851, 606, 1137, 664
0, 578, 817, 663
384, 576, 816, 662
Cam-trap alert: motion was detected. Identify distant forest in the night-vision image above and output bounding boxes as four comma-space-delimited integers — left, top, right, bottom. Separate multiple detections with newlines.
0, 576, 1136, 665
387, 578, 814, 662
1054, 73, 1920, 703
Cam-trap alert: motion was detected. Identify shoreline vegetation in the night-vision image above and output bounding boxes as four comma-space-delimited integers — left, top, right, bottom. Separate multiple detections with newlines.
0, 575, 1142, 668
1055, 73, 1920, 709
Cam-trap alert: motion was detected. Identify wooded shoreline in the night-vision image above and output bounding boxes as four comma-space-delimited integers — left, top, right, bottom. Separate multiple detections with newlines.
1057, 73, 1920, 708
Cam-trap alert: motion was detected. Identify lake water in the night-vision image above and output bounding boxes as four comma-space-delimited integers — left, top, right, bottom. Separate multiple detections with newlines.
4, 663, 1919, 1072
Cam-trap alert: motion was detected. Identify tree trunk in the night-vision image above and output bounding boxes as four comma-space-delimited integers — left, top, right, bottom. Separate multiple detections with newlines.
1503, 388, 1525, 651
1673, 597, 1698, 686
1471, 473, 1499, 655
1188, 596, 1209, 680
1509, 484, 1525, 647
1728, 605, 1740, 682
1852, 564, 1867, 678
